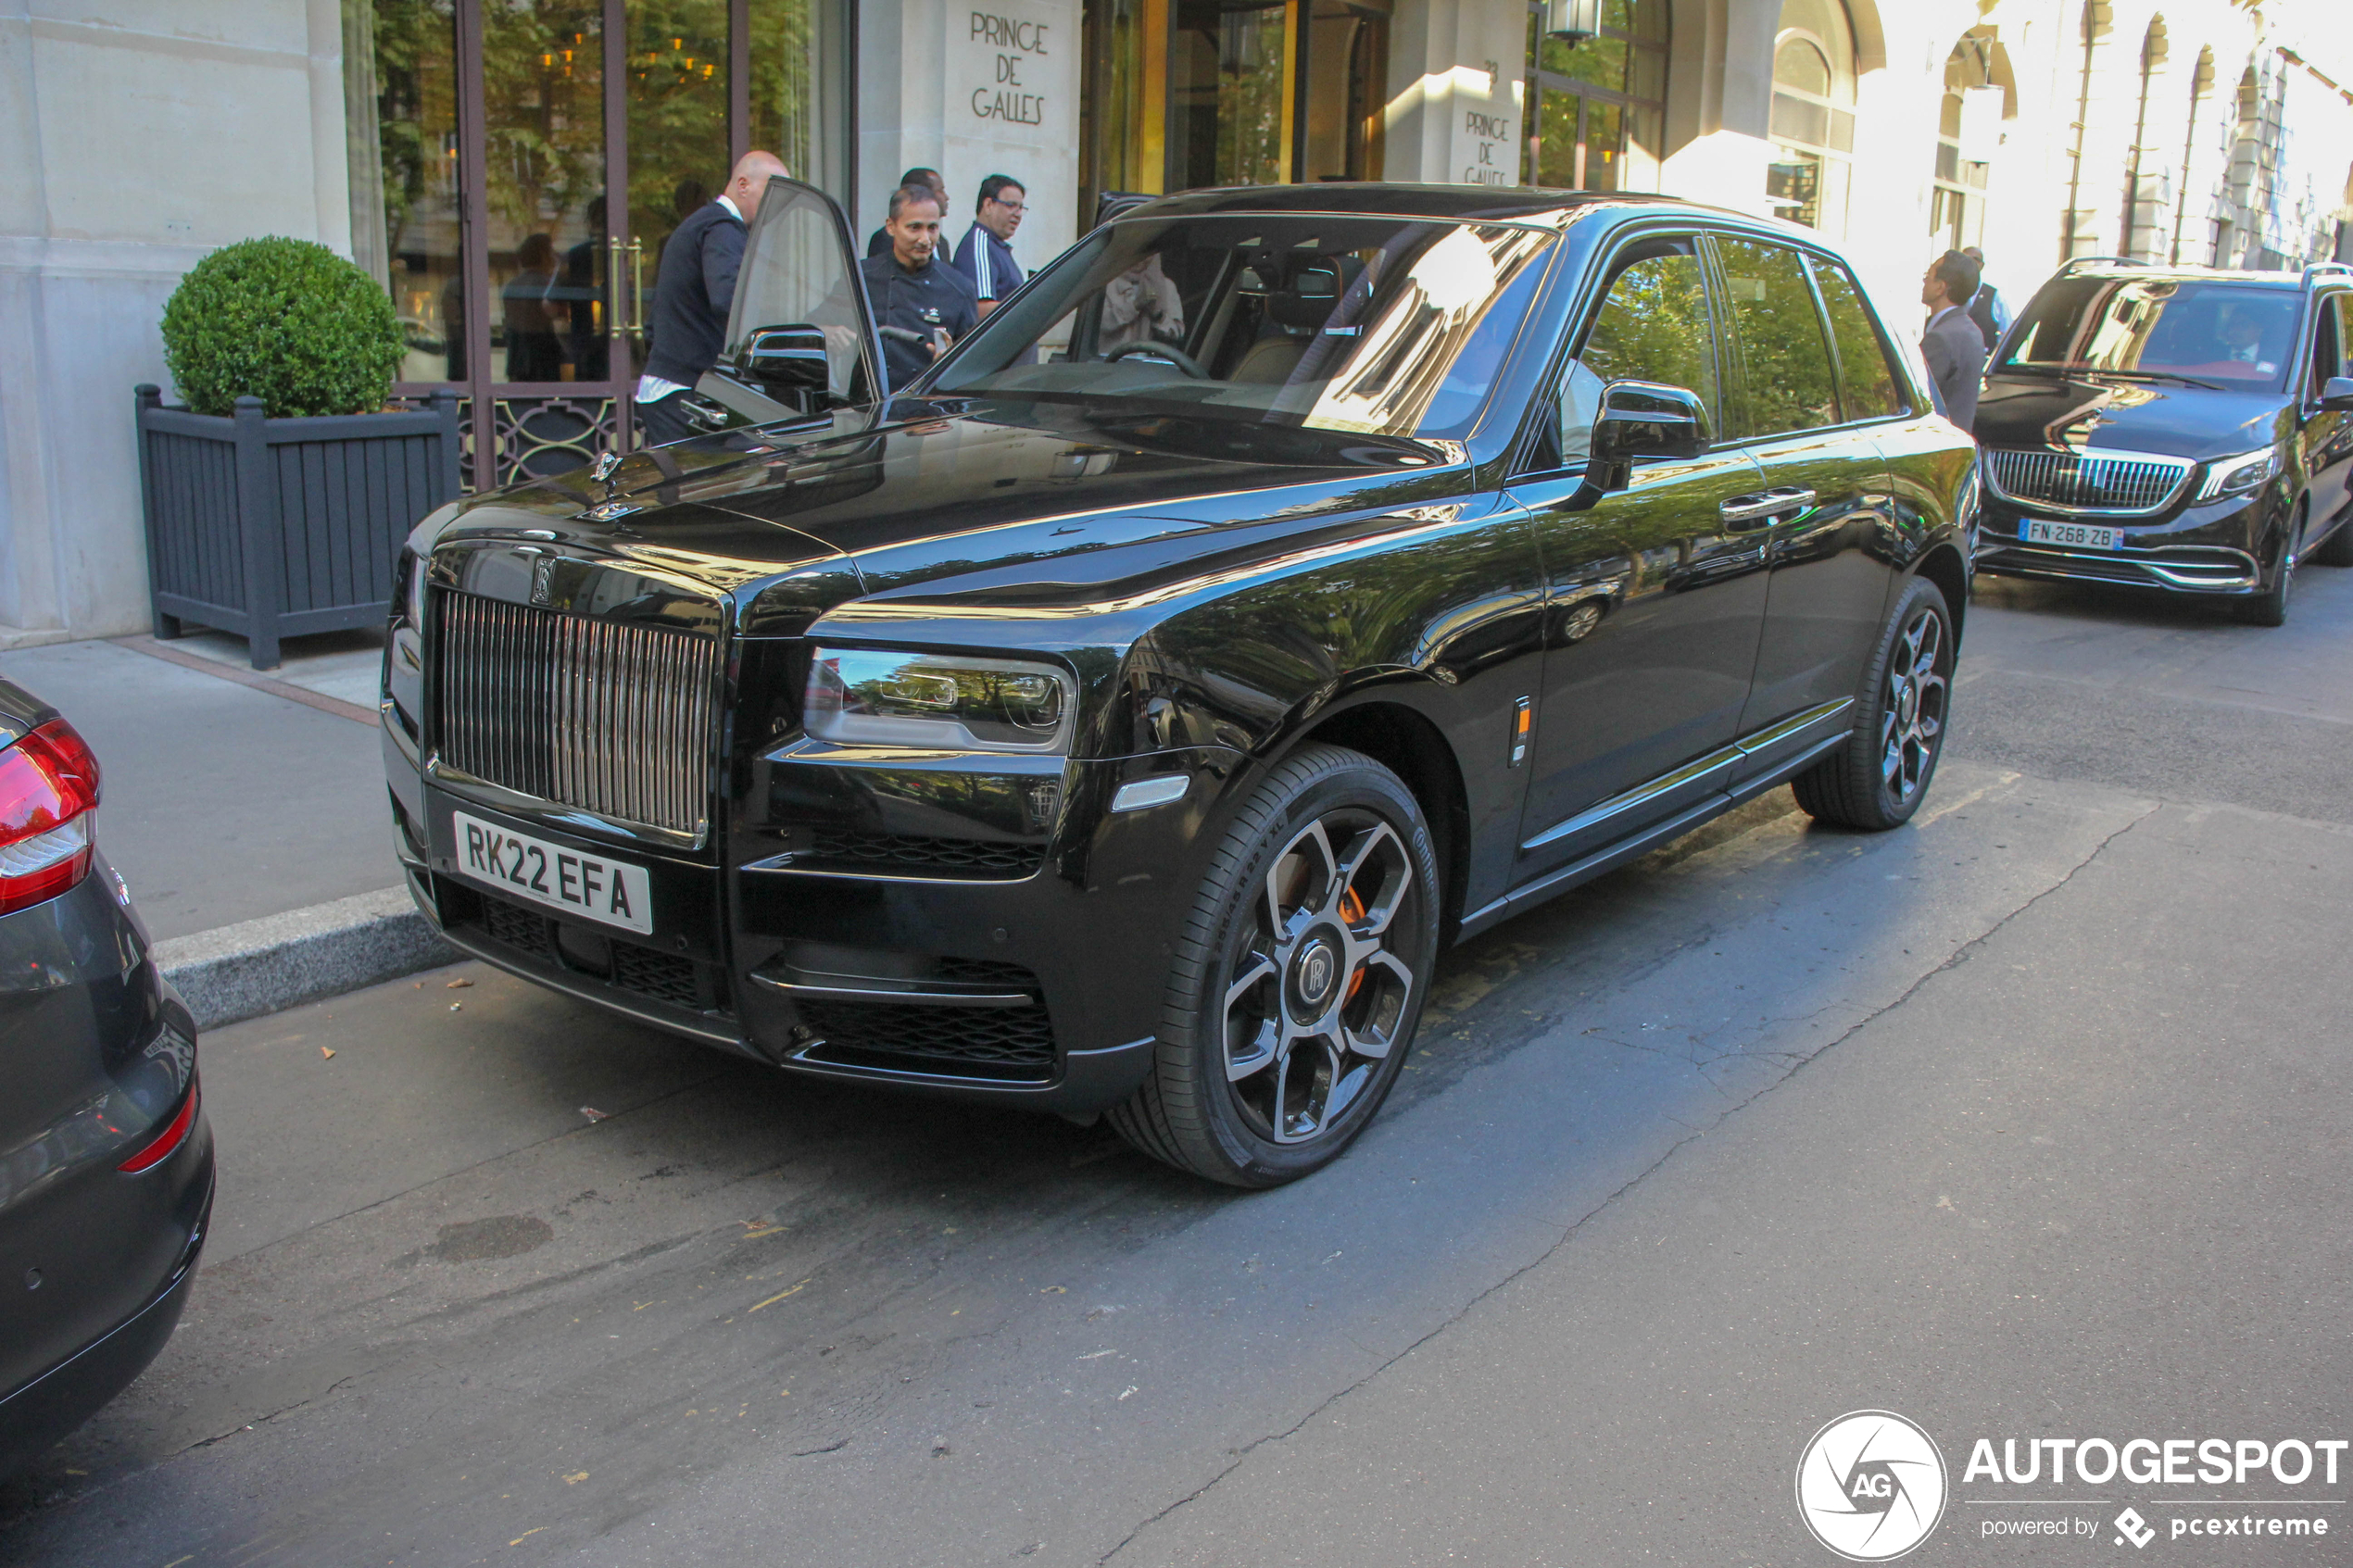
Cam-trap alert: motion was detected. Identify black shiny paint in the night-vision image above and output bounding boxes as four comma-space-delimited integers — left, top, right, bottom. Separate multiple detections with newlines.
384, 188, 1975, 1115
0, 679, 213, 1477
1974, 272, 2353, 599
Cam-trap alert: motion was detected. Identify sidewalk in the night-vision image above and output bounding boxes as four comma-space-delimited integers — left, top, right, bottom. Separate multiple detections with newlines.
0, 627, 454, 1024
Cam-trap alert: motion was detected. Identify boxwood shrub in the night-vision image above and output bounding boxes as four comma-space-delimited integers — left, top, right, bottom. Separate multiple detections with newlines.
160, 237, 405, 418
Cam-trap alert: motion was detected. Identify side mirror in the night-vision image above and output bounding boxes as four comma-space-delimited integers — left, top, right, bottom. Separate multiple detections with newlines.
2322, 375, 2353, 413
736, 324, 831, 396
1588, 380, 1713, 492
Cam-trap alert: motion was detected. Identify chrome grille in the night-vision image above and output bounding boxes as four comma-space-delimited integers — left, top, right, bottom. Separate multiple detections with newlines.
1982, 448, 2192, 515
434, 590, 718, 836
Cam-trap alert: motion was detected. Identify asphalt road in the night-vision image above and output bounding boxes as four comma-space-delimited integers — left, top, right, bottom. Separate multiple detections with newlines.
6, 567, 2350, 1567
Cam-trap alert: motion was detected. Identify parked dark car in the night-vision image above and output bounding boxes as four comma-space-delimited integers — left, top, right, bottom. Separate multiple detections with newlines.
1974, 257, 2353, 623
0, 681, 211, 1476
383, 182, 1974, 1185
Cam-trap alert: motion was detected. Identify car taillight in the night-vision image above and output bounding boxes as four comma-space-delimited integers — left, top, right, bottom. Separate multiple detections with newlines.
0, 717, 102, 915
119, 1082, 198, 1173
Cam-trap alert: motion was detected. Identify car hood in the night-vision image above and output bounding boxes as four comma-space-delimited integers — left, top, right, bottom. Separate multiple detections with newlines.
1974, 373, 2294, 460
423, 400, 1466, 634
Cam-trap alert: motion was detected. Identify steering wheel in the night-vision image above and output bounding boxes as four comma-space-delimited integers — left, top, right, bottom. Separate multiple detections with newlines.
1106, 340, 1208, 380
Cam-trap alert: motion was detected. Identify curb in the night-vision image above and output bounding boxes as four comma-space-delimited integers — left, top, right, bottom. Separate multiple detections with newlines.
155, 885, 459, 1031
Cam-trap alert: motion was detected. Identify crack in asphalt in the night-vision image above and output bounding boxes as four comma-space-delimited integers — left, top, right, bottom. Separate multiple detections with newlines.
1094, 800, 2159, 1565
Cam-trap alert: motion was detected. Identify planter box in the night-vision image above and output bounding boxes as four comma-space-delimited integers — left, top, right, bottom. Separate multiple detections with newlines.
134, 386, 462, 669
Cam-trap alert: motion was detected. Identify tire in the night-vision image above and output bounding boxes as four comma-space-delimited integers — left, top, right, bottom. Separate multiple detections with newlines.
2309, 511, 2353, 568
1792, 577, 1955, 831
2236, 509, 2303, 626
1106, 744, 1441, 1187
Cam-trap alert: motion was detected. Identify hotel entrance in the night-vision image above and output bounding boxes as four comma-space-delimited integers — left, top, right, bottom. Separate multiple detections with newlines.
348, 0, 848, 485
1080, 2, 1391, 212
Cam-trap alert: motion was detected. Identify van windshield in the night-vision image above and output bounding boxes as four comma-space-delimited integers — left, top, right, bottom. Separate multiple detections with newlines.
1996, 277, 2301, 392
927, 214, 1555, 439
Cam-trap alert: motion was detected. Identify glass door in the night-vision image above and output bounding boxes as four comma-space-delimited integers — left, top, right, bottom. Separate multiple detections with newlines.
359, 0, 848, 487
1521, 0, 1667, 193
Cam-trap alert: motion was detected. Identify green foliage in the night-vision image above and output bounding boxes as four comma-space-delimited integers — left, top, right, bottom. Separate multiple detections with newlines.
160, 237, 406, 418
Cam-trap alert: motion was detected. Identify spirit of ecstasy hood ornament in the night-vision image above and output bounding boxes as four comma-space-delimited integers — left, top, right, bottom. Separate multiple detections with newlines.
580, 450, 642, 522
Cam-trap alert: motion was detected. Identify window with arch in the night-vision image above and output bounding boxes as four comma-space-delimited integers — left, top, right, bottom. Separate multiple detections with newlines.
2168, 46, 2215, 263
1768, 0, 1858, 233
1932, 34, 2004, 250
2120, 18, 2171, 260
1522, 0, 1668, 194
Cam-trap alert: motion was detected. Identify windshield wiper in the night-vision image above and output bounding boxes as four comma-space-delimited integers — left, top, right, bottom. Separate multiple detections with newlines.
2075, 368, 2228, 392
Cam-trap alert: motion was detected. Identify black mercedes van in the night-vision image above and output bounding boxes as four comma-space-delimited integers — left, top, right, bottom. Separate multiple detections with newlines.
1974, 257, 2353, 624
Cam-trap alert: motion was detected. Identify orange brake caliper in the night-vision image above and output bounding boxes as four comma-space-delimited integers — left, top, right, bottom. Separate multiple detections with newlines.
1340, 886, 1367, 1003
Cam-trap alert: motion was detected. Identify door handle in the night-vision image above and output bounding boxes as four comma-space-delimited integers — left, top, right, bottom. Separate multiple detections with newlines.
1718, 487, 1818, 529
626, 238, 646, 344
607, 236, 624, 345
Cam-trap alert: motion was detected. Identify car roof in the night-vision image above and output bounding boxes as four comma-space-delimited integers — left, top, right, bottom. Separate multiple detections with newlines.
1112, 182, 1776, 230
2047, 261, 2333, 292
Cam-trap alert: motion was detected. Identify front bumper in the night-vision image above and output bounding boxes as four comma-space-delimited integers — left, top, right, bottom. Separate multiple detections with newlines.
391, 726, 1246, 1116
1974, 488, 2276, 595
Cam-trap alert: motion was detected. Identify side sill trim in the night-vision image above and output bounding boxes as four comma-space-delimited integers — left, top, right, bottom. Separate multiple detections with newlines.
1516, 697, 1852, 854
1460, 726, 1854, 944
1518, 745, 1742, 854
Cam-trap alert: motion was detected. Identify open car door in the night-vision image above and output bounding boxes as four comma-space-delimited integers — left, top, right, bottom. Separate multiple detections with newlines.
698, 176, 885, 427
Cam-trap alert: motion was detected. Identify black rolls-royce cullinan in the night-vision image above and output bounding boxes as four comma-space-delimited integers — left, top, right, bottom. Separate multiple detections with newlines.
1973, 257, 2353, 625
383, 182, 1975, 1185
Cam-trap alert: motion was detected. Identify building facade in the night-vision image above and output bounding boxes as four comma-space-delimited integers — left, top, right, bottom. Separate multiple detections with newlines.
3, 0, 2348, 644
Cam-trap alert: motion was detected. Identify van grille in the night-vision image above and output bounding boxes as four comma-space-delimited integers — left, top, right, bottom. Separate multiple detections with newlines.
1982, 448, 2192, 515
434, 590, 717, 837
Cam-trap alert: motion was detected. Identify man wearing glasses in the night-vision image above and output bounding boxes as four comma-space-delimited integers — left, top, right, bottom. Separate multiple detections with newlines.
950, 175, 1026, 319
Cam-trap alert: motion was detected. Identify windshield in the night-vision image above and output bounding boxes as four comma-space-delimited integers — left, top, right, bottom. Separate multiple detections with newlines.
1996, 276, 2301, 391
927, 213, 1555, 439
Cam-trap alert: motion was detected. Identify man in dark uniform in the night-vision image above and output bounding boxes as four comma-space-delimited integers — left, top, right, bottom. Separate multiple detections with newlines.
866, 168, 947, 257
635, 149, 787, 447
860, 184, 978, 394
949, 174, 1026, 319
1961, 245, 2007, 355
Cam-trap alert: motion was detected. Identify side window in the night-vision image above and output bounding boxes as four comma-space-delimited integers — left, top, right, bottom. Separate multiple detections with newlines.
1712, 238, 1840, 438
1552, 238, 1718, 467
1578, 244, 1720, 408
1812, 259, 1907, 420
2309, 295, 2346, 395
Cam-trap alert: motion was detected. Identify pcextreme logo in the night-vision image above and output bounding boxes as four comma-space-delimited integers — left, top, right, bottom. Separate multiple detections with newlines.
1796, 1411, 1951, 1562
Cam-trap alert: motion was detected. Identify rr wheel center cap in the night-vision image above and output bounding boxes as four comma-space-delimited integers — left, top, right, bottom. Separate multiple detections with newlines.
1292, 935, 1340, 1014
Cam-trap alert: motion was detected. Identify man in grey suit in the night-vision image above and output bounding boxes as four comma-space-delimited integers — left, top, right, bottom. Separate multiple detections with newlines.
1919, 249, 1986, 434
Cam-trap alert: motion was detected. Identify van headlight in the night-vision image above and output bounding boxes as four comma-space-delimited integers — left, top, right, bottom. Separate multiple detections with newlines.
2197, 446, 2281, 500
804, 647, 1075, 753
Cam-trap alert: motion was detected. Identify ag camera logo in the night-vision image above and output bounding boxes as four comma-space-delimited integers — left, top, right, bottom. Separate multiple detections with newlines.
1796, 1411, 1949, 1561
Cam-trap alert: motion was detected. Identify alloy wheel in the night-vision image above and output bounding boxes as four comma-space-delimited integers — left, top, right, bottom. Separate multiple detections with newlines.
1221, 809, 1420, 1145
1881, 605, 1948, 807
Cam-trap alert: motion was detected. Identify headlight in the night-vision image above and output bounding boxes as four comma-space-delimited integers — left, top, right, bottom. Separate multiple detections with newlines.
399, 549, 428, 629
2197, 446, 2281, 500
804, 647, 1075, 753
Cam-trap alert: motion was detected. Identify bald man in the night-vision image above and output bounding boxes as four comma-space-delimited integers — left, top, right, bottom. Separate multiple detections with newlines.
636, 150, 788, 446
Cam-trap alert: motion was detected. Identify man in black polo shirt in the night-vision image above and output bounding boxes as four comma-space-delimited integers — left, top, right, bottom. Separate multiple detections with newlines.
859, 184, 977, 394
635, 149, 787, 447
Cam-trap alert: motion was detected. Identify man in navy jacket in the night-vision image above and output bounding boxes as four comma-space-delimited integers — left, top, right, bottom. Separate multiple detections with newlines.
949, 174, 1026, 318
635, 150, 787, 447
